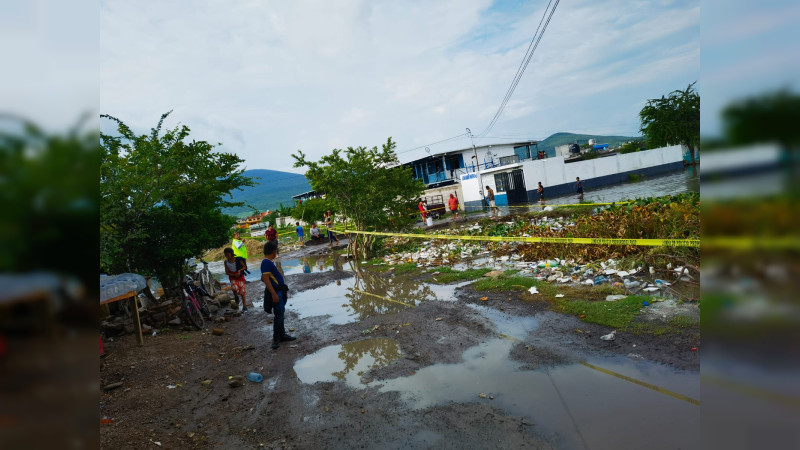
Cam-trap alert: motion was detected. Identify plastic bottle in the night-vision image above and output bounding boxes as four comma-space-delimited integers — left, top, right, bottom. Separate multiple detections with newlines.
247, 372, 263, 383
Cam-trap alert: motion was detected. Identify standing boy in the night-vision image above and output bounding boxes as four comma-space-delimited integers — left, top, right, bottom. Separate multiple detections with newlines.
575, 177, 584, 200
223, 248, 248, 312
537, 181, 545, 201
261, 241, 295, 349
324, 210, 339, 248
296, 222, 305, 247
485, 186, 499, 219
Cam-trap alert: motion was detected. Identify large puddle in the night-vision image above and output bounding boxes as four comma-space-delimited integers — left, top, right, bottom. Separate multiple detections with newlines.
378, 340, 699, 449
252, 268, 470, 324
294, 338, 402, 386
290, 290, 699, 449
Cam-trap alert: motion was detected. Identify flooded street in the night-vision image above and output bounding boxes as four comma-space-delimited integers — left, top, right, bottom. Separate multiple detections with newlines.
103, 203, 699, 449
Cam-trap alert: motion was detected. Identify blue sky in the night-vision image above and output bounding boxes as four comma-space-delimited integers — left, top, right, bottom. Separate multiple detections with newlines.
100, 0, 700, 171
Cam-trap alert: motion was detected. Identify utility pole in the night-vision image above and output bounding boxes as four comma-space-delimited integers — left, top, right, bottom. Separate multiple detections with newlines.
466, 128, 486, 210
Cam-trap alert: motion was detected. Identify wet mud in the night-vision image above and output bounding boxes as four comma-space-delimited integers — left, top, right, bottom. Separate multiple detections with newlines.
101, 246, 700, 449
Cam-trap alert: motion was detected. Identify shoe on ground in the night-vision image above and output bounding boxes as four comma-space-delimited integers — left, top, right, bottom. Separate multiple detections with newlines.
242, 306, 248, 312
279, 334, 296, 342
271, 341, 280, 349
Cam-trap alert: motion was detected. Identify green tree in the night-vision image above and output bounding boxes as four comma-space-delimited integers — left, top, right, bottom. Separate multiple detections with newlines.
618, 139, 647, 154
292, 138, 424, 259
639, 82, 700, 165
0, 117, 99, 292
289, 197, 333, 223
722, 88, 800, 150
100, 111, 254, 293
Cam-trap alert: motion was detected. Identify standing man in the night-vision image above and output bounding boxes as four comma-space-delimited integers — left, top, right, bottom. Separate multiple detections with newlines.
324, 210, 339, 248
575, 177, 585, 200
448, 193, 460, 221
265, 223, 279, 255
261, 241, 295, 349
485, 185, 499, 219
232, 231, 249, 275
537, 181, 545, 202
296, 222, 305, 247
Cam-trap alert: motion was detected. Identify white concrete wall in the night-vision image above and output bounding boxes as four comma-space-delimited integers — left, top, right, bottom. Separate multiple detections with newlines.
460, 172, 483, 203
520, 146, 682, 190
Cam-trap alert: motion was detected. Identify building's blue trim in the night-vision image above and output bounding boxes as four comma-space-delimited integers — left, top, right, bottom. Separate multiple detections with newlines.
492, 193, 509, 206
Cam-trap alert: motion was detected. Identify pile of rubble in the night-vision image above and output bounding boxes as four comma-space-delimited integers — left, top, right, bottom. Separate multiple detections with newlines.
100, 289, 238, 336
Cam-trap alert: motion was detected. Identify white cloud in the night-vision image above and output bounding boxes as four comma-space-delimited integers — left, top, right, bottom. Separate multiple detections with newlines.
101, 0, 699, 169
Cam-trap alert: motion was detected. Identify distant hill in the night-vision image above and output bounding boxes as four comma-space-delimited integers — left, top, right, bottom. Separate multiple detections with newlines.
538, 132, 640, 156
223, 169, 311, 218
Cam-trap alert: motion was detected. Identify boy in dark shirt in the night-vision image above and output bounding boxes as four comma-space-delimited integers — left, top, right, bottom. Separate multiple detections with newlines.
261, 240, 296, 349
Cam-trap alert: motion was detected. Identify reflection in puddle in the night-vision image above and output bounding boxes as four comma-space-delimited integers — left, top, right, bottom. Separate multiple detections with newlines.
294, 338, 402, 387
207, 254, 346, 282
378, 339, 699, 449
278, 255, 344, 276
254, 268, 466, 325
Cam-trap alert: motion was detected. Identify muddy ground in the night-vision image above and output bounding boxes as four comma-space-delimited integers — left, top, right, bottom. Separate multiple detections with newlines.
100, 242, 700, 449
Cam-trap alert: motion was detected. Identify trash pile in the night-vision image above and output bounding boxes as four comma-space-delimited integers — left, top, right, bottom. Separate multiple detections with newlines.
525, 258, 684, 295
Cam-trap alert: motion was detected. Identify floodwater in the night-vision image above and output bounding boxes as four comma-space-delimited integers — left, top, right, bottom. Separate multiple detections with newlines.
378, 340, 699, 449
294, 338, 403, 386
290, 285, 700, 449
206, 254, 339, 283
252, 269, 469, 325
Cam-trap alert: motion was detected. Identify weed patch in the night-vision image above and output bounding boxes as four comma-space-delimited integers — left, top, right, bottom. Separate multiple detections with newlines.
393, 262, 418, 275
556, 295, 650, 329
430, 268, 492, 283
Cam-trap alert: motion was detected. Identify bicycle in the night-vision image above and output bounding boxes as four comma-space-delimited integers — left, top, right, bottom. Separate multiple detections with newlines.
181, 275, 212, 330
196, 258, 217, 296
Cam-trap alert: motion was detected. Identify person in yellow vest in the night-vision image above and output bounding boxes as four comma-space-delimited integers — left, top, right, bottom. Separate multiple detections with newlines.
232, 231, 250, 275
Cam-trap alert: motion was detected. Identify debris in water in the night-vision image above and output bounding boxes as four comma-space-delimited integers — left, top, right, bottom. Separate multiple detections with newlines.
478, 393, 487, 399
480, 297, 488, 301
600, 330, 616, 341
201, 379, 211, 385
435, 317, 443, 321
528, 287, 538, 295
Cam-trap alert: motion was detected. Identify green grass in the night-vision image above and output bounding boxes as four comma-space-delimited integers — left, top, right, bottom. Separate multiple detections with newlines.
473, 275, 549, 292
430, 267, 492, 283
556, 295, 651, 329
393, 262, 418, 275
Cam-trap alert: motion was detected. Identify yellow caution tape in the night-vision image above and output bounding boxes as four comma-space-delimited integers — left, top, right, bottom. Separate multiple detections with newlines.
579, 361, 700, 406
700, 374, 800, 408
702, 236, 800, 251
337, 228, 699, 247
351, 288, 416, 308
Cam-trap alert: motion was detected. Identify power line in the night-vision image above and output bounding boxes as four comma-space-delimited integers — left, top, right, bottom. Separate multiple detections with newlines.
393, 132, 469, 155
478, 0, 561, 137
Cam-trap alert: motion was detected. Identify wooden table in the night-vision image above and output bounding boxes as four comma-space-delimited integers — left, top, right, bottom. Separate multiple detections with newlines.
100, 291, 143, 346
